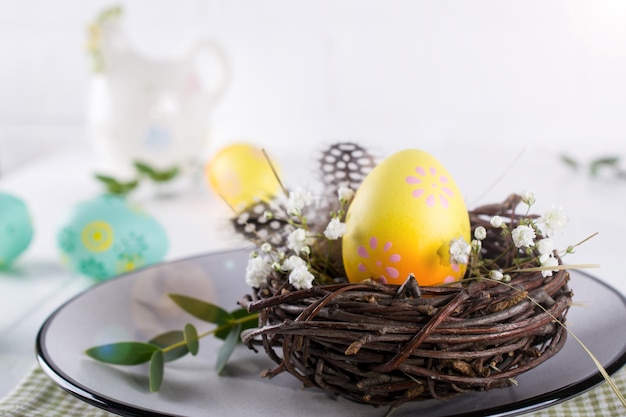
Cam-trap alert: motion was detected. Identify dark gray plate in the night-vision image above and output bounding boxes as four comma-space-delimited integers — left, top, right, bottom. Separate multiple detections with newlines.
37, 249, 626, 417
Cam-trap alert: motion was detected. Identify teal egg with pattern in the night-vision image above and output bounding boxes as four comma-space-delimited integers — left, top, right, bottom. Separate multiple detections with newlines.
57, 195, 168, 280
0, 192, 34, 267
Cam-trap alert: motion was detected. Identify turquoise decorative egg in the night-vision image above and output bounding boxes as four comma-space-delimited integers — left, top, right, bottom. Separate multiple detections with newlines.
56, 195, 168, 280
0, 192, 34, 267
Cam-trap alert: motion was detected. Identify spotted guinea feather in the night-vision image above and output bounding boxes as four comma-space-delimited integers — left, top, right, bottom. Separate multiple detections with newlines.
318, 142, 377, 212
231, 200, 289, 247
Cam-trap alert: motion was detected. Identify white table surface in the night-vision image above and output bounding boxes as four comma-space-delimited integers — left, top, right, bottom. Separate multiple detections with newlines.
1, 144, 625, 403
0, 148, 247, 398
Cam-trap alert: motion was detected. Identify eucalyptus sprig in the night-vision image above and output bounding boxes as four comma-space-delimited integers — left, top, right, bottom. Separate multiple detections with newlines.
134, 161, 180, 183
94, 161, 180, 196
94, 174, 139, 196
561, 154, 626, 179
85, 294, 258, 392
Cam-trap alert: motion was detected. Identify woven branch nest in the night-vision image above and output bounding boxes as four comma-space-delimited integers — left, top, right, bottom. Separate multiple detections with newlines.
239, 195, 573, 407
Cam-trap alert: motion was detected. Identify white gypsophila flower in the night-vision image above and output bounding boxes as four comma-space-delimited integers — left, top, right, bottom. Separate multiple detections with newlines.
281, 255, 307, 272
286, 187, 313, 216
324, 217, 347, 240
521, 188, 536, 206
337, 186, 355, 203
471, 239, 482, 253
511, 225, 536, 248
449, 237, 471, 264
289, 265, 315, 290
287, 228, 313, 254
536, 238, 554, 256
245, 255, 272, 287
490, 270, 504, 281
490, 215, 504, 228
474, 226, 487, 240
261, 242, 272, 253
539, 253, 559, 277
539, 206, 568, 237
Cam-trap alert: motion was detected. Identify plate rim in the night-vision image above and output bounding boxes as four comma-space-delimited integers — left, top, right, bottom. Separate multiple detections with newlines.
35, 252, 626, 417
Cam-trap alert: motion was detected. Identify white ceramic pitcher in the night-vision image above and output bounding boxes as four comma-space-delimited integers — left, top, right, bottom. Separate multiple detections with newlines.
87, 8, 229, 179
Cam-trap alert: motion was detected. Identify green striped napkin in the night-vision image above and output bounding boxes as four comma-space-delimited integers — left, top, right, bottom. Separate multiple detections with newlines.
531, 365, 626, 417
0, 365, 624, 416
0, 366, 115, 417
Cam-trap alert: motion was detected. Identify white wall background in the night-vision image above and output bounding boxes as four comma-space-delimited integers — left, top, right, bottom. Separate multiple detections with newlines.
1, 0, 626, 175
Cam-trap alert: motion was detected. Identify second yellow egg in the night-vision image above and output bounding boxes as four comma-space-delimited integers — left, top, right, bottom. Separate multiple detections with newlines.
205, 143, 280, 212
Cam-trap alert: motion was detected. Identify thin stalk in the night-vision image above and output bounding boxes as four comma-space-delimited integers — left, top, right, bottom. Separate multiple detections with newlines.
262, 148, 289, 197
161, 313, 258, 353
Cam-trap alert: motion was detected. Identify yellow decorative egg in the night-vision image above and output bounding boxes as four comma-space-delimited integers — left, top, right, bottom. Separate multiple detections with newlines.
342, 149, 470, 286
205, 143, 280, 212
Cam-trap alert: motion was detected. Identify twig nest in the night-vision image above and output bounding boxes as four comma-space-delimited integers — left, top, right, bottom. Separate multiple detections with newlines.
240, 196, 573, 407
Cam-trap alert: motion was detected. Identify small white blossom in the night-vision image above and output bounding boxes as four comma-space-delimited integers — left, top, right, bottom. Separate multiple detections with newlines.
511, 225, 536, 248
450, 237, 471, 264
474, 226, 487, 240
536, 238, 554, 256
521, 188, 536, 206
287, 187, 313, 216
263, 210, 273, 220
289, 265, 315, 289
287, 228, 313, 254
245, 255, 272, 287
337, 186, 355, 203
539, 253, 559, 277
538, 206, 568, 237
471, 239, 482, 252
324, 218, 347, 240
490, 270, 504, 281
490, 215, 504, 228
281, 255, 307, 272
261, 243, 272, 253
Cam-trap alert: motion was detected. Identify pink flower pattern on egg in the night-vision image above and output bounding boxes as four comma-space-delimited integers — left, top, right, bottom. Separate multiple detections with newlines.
356, 236, 401, 284
406, 166, 454, 208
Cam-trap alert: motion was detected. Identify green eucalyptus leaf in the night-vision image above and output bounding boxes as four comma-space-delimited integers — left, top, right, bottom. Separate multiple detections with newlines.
149, 330, 189, 362
153, 166, 180, 182
559, 154, 579, 170
215, 308, 258, 341
134, 161, 179, 182
134, 161, 157, 176
149, 350, 164, 392
590, 156, 620, 177
184, 323, 199, 356
94, 174, 139, 195
216, 324, 241, 375
169, 294, 233, 325
94, 174, 118, 185
85, 342, 158, 365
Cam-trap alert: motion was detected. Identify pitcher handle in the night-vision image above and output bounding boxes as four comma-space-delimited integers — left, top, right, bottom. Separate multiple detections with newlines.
187, 39, 230, 104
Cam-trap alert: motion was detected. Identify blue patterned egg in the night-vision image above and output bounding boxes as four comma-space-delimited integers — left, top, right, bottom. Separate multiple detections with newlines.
56, 195, 168, 280
0, 192, 34, 267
